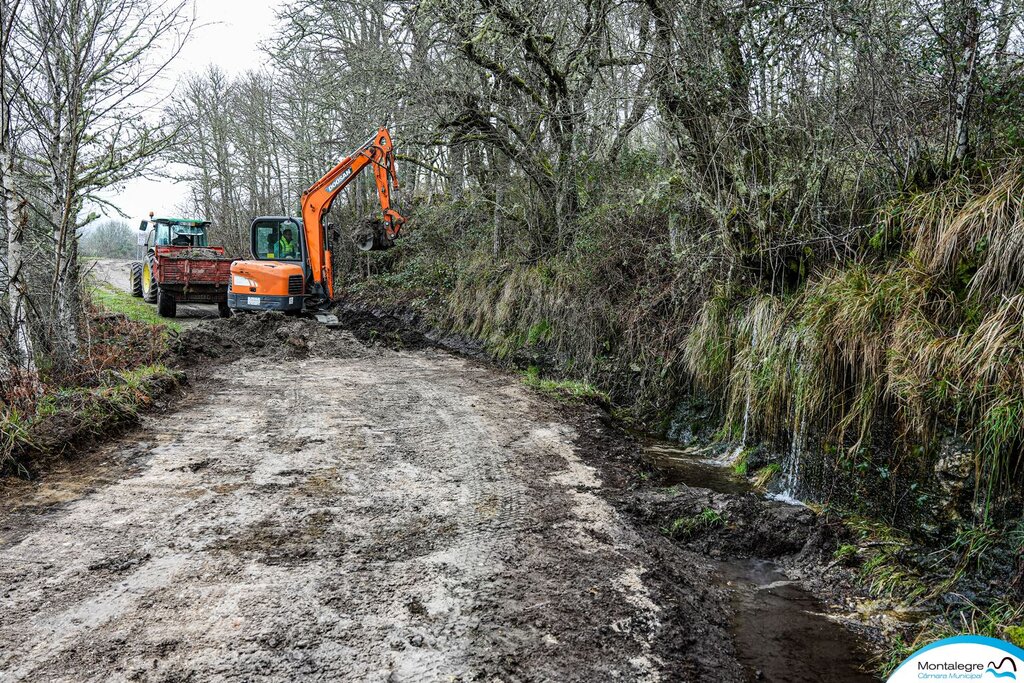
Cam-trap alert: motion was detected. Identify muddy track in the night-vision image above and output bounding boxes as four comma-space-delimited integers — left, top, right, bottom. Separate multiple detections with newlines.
0, 327, 743, 681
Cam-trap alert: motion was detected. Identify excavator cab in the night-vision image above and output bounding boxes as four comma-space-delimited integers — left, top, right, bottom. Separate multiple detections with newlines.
228, 127, 406, 317
227, 216, 308, 314
253, 217, 303, 261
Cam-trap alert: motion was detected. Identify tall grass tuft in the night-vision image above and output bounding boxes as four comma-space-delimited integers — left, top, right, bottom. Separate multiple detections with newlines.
681, 165, 1024, 518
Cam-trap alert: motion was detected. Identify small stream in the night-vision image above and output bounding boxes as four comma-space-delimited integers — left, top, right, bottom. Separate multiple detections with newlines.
640, 438, 877, 682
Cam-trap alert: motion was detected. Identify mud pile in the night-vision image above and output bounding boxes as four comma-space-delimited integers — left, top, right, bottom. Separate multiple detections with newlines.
174, 312, 372, 363
333, 302, 433, 350
624, 486, 819, 558
172, 248, 227, 260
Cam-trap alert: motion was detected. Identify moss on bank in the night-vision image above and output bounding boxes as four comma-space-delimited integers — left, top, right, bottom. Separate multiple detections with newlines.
1, 364, 183, 476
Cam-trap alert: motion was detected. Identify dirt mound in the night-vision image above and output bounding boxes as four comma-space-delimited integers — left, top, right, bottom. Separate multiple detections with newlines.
624, 486, 819, 558
333, 302, 433, 350
173, 312, 372, 364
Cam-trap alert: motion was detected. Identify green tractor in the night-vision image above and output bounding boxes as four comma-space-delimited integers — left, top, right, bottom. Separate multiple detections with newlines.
129, 216, 233, 318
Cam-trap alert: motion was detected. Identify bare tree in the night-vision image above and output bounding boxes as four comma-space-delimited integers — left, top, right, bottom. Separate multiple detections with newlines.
1, 0, 36, 378
17, 0, 192, 363
1, 0, 192, 383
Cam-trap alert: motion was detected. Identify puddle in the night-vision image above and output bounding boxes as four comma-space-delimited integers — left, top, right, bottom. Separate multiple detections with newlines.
639, 438, 751, 495
640, 437, 877, 681
717, 559, 876, 682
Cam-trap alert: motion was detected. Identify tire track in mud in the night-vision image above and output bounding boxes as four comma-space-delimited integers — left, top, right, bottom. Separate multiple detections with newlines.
0, 340, 716, 681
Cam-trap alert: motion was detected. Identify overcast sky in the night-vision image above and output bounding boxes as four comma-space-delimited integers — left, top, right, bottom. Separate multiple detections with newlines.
94, 0, 284, 227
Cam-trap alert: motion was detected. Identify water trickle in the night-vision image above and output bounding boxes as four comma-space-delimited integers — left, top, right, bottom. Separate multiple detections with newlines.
638, 436, 874, 682
740, 325, 757, 448
774, 406, 808, 504
740, 379, 752, 449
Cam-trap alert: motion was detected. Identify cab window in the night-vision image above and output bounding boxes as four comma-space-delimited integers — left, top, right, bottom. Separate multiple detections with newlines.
169, 223, 209, 247
155, 222, 170, 246
252, 218, 302, 260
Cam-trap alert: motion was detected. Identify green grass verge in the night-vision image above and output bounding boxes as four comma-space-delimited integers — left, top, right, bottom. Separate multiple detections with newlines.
90, 282, 181, 332
2, 364, 180, 475
522, 365, 609, 404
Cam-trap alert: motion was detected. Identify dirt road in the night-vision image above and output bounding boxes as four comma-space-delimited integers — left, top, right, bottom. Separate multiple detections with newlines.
0, 329, 734, 681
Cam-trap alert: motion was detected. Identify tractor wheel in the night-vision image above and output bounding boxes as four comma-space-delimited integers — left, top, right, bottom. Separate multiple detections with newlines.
217, 301, 232, 318
142, 258, 158, 303
129, 262, 143, 297
156, 288, 176, 318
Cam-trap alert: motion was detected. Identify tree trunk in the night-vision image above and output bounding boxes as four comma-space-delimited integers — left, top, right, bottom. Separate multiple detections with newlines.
450, 141, 465, 200
49, 114, 81, 361
951, 0, 981, 165
492, 150, 508, 259
4, 151, 35, 374
994, 0, 1016, 68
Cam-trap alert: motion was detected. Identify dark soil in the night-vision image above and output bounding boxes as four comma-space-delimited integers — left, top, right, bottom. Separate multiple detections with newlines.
171, 310, 372, 366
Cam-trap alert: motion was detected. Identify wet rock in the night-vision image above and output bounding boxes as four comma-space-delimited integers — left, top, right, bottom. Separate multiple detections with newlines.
932, 435, 975, 523
665, 398, 716, 446
743, 444, 772, 472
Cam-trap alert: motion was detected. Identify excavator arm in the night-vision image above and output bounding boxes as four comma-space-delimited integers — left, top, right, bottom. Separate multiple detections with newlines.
300, 127, 405, 303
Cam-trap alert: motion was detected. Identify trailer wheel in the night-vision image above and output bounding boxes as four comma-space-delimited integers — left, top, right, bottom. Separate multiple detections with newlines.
129, 262, 143, 297
156, 288, 176, 318
217, 301, 232, 318
142, 258, 158, 303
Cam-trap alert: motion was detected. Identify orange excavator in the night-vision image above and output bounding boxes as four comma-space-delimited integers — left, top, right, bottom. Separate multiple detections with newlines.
227, 127, 405, 318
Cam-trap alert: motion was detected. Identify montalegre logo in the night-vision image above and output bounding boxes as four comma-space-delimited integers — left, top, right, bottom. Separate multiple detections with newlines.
887, 635, 1023, 681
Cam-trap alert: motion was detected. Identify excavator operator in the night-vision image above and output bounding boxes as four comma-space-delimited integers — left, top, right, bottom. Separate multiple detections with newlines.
275, 228, 299, 260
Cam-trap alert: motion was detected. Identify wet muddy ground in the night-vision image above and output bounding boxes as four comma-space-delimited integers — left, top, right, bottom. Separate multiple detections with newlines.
0, 328, 726, 681
637, 439, 878, 682
0, 307, 882, 681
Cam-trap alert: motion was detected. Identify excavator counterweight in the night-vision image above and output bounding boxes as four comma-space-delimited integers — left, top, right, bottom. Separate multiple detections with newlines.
227, 128, 406, 316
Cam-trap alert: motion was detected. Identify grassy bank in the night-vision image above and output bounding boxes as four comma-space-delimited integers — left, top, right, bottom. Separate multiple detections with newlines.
829, 511, 1024, 676
1, 287, 182, 476
90, 282, 182, 332
349, 164, 1024, 527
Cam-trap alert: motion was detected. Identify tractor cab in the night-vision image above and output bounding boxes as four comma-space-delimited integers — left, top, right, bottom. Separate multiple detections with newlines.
139, 217, 211, 249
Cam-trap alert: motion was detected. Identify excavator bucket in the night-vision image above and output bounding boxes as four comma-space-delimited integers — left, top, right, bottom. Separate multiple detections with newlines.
359, 234, 394, 251
355, 218, 394, 252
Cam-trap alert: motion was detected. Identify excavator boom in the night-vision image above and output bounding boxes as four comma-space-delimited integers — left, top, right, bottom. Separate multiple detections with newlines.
302, 128, 405, 302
